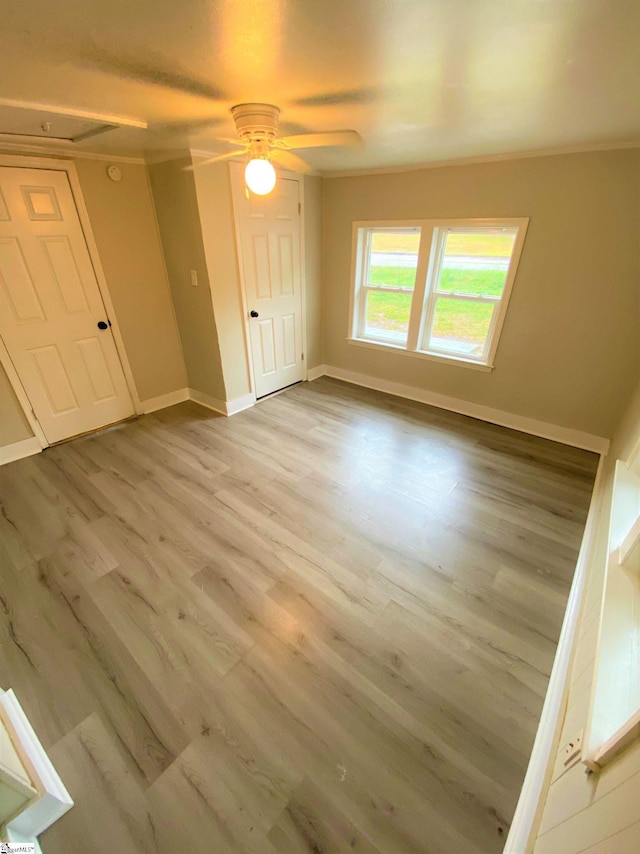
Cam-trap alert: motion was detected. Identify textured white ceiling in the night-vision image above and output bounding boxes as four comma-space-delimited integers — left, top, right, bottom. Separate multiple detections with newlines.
0, 0, 638, 170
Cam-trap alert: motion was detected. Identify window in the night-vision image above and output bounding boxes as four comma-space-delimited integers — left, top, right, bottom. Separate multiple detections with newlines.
358, 228, 420, 346
350, 218, 528, 369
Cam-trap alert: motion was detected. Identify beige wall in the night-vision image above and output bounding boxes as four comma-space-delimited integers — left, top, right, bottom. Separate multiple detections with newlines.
304, 175, 323, 369
0, 153, 187, 449
534, 380, 640, 852
0, 364, 33, 446
322, 150, 640, 439
192, 163, 324, 403
148, 155, 226, 401
192, 161, 251, 402
74, 159, 187, 401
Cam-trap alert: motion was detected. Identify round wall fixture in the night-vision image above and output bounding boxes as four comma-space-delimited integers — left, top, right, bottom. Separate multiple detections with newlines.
106, 165, 122, 182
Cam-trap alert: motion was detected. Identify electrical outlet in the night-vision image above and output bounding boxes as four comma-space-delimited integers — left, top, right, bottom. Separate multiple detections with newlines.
562, 729, 583, 766
190, 269, 198, 287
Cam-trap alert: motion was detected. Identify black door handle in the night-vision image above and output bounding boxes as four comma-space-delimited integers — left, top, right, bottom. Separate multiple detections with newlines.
97, 320, 111, 330
250, 310, 259, 318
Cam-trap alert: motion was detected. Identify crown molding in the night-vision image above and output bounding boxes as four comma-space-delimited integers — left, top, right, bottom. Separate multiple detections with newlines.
323, 137, 640, 178
0, 140, 145, 164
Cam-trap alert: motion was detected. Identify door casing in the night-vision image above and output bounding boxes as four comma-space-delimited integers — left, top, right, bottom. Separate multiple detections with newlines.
0, 154, 140, 448
229, 162, 308, 402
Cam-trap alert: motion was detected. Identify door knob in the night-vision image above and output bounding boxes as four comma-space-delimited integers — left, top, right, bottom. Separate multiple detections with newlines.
250, 310, 259, 318
97, 320, 109, 330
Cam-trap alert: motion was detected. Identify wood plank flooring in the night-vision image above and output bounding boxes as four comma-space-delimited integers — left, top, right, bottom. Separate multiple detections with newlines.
0, 378, 598, 853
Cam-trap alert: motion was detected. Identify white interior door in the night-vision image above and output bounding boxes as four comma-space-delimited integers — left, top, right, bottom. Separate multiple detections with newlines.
232, 169, 304, 398
0, 166, 134, 444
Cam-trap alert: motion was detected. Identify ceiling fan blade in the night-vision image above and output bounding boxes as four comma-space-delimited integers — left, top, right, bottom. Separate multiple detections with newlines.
151, 116, 224, 133
291, 87, 378, 107
76, 44, 226, 101
270, 150, 314, 174
185, 150, 246, 171
214, 137, 248, 147
277, 130, 361, 150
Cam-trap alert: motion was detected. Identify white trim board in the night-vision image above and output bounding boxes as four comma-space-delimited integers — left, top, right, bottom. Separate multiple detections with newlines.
142, 386, 256, 418
306, 364, 327, 382
227, 392, 256, 416
308, 365, 609, 454
0, 436, 42, 465
140, 388, 189, 414
0, 387, 257, 467
187, 387, 228, 417
0, 142, 145, 164
188, 387, 256, 417
1, 688, 73, 844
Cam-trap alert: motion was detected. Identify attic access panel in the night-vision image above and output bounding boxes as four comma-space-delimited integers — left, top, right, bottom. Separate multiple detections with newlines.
0, 104, 116, 144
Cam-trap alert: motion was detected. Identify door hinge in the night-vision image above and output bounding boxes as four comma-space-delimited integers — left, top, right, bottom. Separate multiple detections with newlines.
298, 202, 301, 215
301, 353, 304, 360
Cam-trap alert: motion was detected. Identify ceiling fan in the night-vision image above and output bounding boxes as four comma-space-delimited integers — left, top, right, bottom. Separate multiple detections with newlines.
1, 33, 366, 194
187, 103, 361, 194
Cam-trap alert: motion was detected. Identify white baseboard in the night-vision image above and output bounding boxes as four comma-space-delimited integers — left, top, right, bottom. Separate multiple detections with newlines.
312, 364, 609, 454
139, 386, 255, 418
188, 387, 255, 417
139, 387, 189, 414
188, 387, 227, 416
0, 385, 261, 469
0, 436, 43, 465
226, 392, 256, 416
306, 364, 327, 382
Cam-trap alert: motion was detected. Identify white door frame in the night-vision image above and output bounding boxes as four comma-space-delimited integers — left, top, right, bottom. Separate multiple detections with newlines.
229, 163, 308, 401
0, 154, 141, 448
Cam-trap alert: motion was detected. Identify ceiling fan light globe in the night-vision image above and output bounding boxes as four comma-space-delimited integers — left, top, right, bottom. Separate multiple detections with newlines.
245, 158, 276, 195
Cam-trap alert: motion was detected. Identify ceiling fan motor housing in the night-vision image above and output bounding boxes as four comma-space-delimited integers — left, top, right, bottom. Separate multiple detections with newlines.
231, 103, 280, 141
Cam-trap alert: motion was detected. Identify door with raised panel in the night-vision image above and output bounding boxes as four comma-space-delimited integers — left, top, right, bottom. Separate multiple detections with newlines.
0, 166, 134, 444
232, 169, 304, 398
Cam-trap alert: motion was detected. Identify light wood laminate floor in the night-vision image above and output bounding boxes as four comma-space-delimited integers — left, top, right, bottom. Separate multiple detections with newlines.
0, 378, 598, 853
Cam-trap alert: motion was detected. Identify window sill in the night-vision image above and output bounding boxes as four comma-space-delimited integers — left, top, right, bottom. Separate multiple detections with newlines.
346, 337, 494, 372
589, 709, 640, 770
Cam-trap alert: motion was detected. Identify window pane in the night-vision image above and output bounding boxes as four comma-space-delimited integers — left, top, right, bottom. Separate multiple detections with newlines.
428, 297, 494, 357
365, 289, 412, 344
437, 228, 517, 297
367, 230, 420, 291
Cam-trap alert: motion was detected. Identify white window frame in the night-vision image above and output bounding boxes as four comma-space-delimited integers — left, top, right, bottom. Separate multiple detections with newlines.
348, 217, 529, 370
